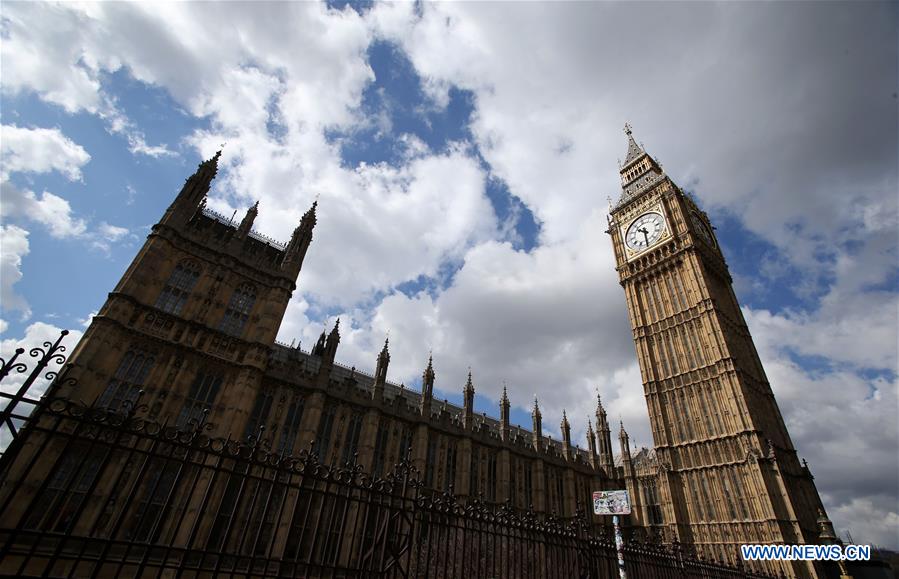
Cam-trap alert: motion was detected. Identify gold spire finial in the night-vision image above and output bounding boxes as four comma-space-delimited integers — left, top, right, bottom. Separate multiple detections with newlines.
624, 122, 632, 135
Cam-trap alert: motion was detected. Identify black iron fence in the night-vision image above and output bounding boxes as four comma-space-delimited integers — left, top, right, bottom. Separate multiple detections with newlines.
0, 331, 780, 578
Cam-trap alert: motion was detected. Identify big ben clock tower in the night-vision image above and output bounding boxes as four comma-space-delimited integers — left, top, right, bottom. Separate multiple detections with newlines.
607, 125, 831, 578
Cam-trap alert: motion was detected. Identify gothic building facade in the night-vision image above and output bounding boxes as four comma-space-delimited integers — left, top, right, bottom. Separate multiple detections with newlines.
44, 129, 831, 577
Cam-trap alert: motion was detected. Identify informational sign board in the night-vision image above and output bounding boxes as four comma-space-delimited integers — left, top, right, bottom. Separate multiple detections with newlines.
592, 490, 631, 515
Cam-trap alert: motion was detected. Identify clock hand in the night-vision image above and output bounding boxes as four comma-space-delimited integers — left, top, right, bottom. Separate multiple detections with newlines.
638, 227, 650, 246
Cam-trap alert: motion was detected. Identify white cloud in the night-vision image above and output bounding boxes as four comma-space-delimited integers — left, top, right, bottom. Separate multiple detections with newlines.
0, 225, 31, 320
0, 124, 129, 246
0, 4, 175, 157
0, 124, 90, 181
97, 222, 130, 242
0, 181, 88, 239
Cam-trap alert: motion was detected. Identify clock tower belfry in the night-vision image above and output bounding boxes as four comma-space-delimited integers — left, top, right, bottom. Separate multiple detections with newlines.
607, 125, 830, 578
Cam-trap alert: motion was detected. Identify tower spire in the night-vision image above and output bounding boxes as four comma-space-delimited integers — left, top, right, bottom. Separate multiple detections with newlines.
531, 396, 543, 451
163, 149, 222, 226
372, 336, 390, 402
619, 420, 633, 476
463, 369, 475, 430
238, 200, 259, 235
560, 409, 572, 460
420, 354, 435, 417
282, 199, 317, 274
622, 122, 645, 168
500, 383, 511, 441
586, 418, 599, 468
595, 393, 614, 474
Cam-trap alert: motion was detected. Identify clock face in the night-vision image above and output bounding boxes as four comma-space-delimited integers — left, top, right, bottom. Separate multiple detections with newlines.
690, 212, 716, 247
625, 212, 666, 251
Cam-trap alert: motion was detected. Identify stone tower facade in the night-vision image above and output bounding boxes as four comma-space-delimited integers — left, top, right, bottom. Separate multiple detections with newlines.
63, 151, 318, 437
606, 125, 830, 577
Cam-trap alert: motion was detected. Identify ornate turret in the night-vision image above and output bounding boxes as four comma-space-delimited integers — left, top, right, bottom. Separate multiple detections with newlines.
322, 318, 340, 366
586, 419, 599, 469
463, 370, 475, 430
162, 150, 221, 226
312, 329, 327, 356
282, 200, 317, 274
238, 200, 259, 235
500, 385, 511, 442
595, 394, 615, 474
560, 410, 572, 460
531, 397, 543, 451
420, 354, 435, 417
619, 421, 634, 478
372, 338, 390, 402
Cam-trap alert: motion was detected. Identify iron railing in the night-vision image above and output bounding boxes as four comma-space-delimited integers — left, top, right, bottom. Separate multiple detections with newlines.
0, 330, 781, 578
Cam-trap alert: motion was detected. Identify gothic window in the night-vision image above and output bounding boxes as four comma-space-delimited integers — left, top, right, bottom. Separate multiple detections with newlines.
510, 460, 519, 508
647, 481, 663, 525
673, 271, 689, 309
651, 282, 667, 319
722, 474, 737, 520
642, 284, 656, 323
219, 283, 257, 337
730, 469, 749, 520
128, 458, 181, 542
555, 471, 564, 513
664, 274, 681, 312
97, 349, 155, 411
679, 327, 696, 369
372, 420, 390, 476
443, 441, 457, 492
524, 462, 533, 508
698, 389, 714, 437
665, 332, 679, 374
340, 412, 363, 465
284, 493, 319, 561
486, 451, 497, 502
682, 391, 695, 439
25, 442, 106, 532
691, 323, 707, 365
244, 389, 274, 441
278, 395, 305, 456
425, 436, 438, 488
314, 406, 336, 462
249, 480, 286, 556
701, 477, 716, 520
397, 424, 413, 463
177, 370, 223, 428
469, 447, 479, 497
654, 337, 669, 377
155, 260, 201, 315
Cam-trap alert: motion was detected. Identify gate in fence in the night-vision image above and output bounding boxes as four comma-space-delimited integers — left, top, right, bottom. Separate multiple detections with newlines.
0, 331, 779, 578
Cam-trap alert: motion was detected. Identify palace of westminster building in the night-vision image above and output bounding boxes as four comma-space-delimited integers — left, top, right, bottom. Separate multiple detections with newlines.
56, 128, 835, 577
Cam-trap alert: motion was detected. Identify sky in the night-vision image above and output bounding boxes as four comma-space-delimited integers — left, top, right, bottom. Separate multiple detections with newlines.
0, 1, 897, 548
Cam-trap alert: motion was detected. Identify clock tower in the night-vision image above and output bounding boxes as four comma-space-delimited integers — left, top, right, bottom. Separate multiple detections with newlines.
607, 125, 830, 578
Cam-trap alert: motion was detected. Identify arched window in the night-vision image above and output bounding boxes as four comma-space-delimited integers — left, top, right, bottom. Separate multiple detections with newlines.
155, 261, 201, 315
97, 349, 155, 410
177, 370, 223, 428
278, 395, 306, 456
219, 283, 256, 336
